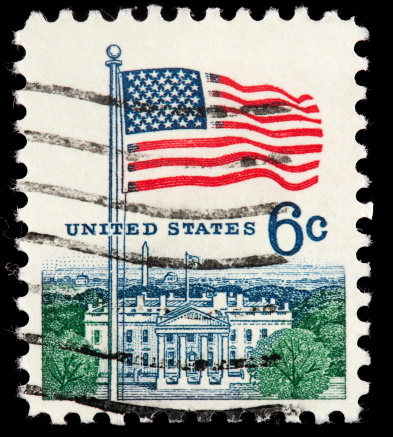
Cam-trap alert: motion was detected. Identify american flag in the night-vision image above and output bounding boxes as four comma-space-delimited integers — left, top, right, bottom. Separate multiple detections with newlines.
121, 68, 323, 193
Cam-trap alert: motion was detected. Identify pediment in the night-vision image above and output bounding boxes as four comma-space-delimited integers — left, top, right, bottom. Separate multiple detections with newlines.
158, 307, 229, 327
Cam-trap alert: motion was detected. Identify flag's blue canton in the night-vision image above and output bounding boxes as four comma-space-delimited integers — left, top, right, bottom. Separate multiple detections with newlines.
122, 68, 207, 135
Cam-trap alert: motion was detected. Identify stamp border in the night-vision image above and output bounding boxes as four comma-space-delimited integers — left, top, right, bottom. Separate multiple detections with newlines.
3, 0, 379, 426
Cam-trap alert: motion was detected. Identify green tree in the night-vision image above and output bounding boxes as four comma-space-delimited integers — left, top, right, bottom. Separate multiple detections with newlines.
73, 287, 107, 309
292, 287, 345, 326
42, 302, 85, 337
247, 329, 289, 381
295, 301, 345, 336
253, 329, 330, 399
318, 324, 345, 377
42, 330, 99, 399
295, 301, 345, 376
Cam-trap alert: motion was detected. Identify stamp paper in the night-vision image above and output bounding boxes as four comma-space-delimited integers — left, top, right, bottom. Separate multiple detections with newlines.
16, 8, 370, 423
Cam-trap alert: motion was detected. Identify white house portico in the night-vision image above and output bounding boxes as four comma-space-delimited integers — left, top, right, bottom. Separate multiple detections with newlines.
155, 305, 230, 387
85, 290, 292, 389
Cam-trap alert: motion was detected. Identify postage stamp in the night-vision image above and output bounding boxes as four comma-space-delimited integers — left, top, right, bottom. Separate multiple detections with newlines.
16, 8, 370, 423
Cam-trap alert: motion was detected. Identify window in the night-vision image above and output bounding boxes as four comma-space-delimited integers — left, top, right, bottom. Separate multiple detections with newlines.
125, 354, 133, 366
230, 329, 236, 342
126, 330, 133, 343
246, 349, 252, 359
246, 329, 252, 342
208, 333, 214, 343
143, 329, 148, 342
94, 330, 101, 345
260, 328, 268, 338
229, 350, 236, 367
208, 351, 213, 367
166, 333, 173, 342
167, 351, 175, 368
187, 333, 194, 342
143, 353, 149, 367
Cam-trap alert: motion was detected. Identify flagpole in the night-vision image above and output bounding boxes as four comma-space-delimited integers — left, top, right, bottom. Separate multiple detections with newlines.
106, 45, 122, 401
117, 59, 127, 401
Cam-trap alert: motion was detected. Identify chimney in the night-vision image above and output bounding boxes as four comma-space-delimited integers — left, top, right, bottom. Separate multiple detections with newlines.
98, 298, 103, 306
270, 298, 276, 305
202, 292, 207, 299
88, 303, 93, 312
160, 294, 166, 309
261, 297, 266, 305
284, 302, 289, 311
213, 291, 227, 309
236, 292, 244, 308
169, 292, 175, 300
137, 294, 144, 308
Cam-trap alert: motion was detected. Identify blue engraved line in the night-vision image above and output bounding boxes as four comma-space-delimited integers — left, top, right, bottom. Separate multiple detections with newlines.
115, 74, 120, 395
115, 74, 119, 222
118, 72, 126, 196
120, 70, 128, 398
107, 60, 114, 397
115, 72, 121, 395
122, 192, 127, 399
118, 71, 125, 397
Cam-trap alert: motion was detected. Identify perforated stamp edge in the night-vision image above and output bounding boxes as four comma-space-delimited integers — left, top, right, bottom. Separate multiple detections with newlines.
14, 6, 371, 424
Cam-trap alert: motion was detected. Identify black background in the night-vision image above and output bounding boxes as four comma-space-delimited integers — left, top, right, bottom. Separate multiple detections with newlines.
0, 0, 386, 429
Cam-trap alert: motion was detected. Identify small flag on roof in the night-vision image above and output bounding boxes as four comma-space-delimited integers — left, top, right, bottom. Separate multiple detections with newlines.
186, 253, 200, 265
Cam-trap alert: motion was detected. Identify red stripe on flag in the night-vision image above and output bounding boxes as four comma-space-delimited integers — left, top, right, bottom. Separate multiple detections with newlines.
129, 169, 319, 192
211, 105, 322, 125
129, 152, 320, 173
206, 74, 313, 104
214, 121, 323, 138
210, 91, 319, 114
130, 137, 323, 155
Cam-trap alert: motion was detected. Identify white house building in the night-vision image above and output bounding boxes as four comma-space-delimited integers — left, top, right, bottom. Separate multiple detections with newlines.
84, 245, 292, 390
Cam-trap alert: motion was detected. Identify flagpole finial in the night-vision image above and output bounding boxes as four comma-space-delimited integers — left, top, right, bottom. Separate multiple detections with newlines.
107, 44, 121, 60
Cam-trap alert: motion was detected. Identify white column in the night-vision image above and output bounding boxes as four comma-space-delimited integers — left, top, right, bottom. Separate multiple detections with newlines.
158, 334, 165, 380
179, 335, 187, 384
216, 333, 222, 371
195, 333, 200, 359
222, 334, 229, 376
201, 335, 208, 386
201, 335, 208, 361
